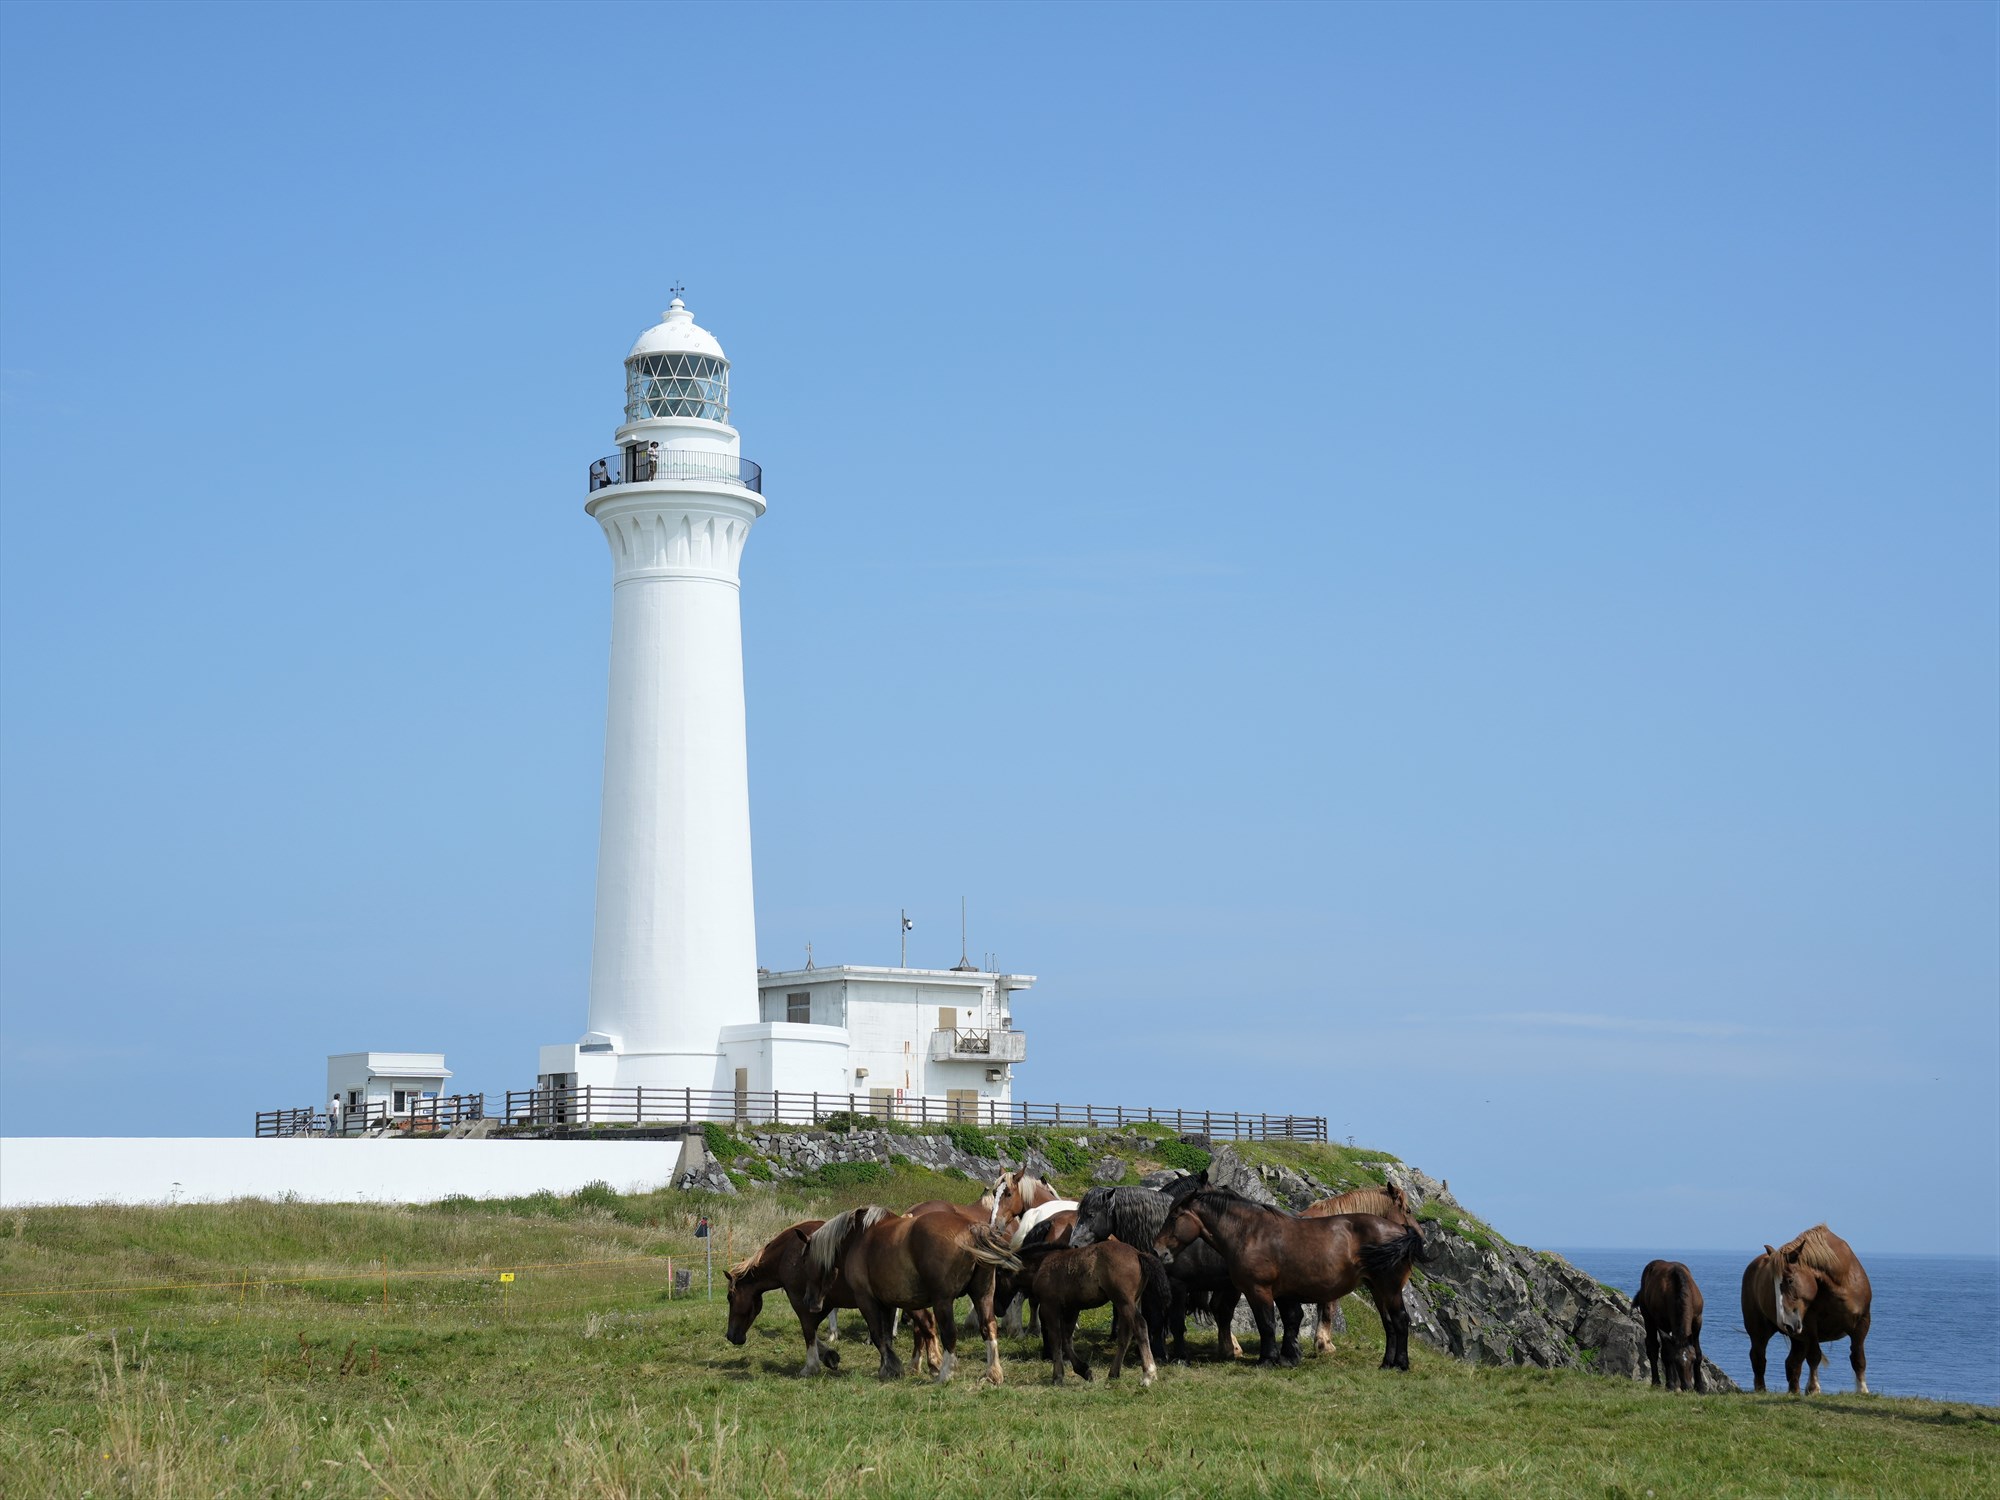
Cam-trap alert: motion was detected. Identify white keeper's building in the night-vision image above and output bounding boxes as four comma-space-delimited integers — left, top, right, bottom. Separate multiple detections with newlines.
533, 298, 1033, 1118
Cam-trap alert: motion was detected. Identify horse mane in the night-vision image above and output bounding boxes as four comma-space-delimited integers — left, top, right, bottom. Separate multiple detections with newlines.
726, 1220, 814, 1283
1073, 1185, 1174, 1248
805, 1205, 894, 1279
1190, 1185, 1289, 1219
1782, 1224, 1843, 1272
1307, 1185, 1407, 1219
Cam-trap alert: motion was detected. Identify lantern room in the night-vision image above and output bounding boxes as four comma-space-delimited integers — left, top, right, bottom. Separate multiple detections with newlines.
624, 297, 730, 424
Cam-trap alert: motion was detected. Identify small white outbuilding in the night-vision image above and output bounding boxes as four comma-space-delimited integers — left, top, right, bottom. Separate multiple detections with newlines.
325, 1052, 452, 1119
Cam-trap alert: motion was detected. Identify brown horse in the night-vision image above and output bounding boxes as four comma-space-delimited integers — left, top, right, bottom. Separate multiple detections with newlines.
723, 1219, 939, 1376
988, 1166, 1060, 1228
1018, 1236, 1167, 1386
1634, 1260, 1706, 1392
993, 1207, 1076, 1346
1301, 1184, 1422, 1354
1742, 1224, 1872, 1394
804, 1205, 1022, 1383
1155, 1187, 1424, 1369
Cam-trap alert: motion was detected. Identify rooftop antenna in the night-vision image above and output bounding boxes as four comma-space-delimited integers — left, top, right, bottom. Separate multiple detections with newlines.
952, 897, 978, 971
900, 909, 913, 969
669, 281, 686, 301
804, 941, 815, 971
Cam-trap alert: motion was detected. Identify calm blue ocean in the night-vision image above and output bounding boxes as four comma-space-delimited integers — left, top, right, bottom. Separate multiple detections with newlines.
1554, 1248, 1999, 1407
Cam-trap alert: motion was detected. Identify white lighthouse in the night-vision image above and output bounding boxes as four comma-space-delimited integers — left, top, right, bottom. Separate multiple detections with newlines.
534, 298, 1036, 1125
541, 296, 764, 1095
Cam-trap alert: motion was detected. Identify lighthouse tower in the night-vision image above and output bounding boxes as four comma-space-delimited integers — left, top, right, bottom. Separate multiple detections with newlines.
541, 297, 765, 1095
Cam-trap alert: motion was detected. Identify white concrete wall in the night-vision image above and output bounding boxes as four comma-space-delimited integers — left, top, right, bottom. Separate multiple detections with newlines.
844, 979, 1008, 1099
718, 1023, 851, 1097
0, 1138, 683, 1207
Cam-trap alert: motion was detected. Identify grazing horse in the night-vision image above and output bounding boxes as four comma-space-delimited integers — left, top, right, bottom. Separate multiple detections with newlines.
804, 1205, 1022, 1384
1301, 1184, 1427, 1355
1633, 1260, 1706, 1392
1155, 1187, 1424, 1370
723, 1220, 939, 1376
1070, 1177, 1265, 1364
1741, 1224, 1872, 1394
1017, 1234, 1168, 1386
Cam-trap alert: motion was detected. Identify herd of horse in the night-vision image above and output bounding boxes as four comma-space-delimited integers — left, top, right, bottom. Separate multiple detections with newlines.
723, 1164, 1875, 1396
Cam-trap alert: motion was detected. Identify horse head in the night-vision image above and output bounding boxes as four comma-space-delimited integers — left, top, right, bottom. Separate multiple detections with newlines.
1152, 1192, 1216, 1265
987, 1166, 1020, 1227
722, 1262, 762, 1345
1775, 1245, 1819, 1336
1658, 1325, 1699, 1389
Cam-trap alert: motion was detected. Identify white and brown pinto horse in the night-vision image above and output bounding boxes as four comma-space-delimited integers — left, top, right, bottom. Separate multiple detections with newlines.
1742, 1224, 1872, 1394
804, 1205, 1022, 1383
987, 1167, 1074, 1334
988, 1166, 1062, 1230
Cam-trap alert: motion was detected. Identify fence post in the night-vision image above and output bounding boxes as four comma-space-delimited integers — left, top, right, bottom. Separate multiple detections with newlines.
1261, 1112, 1268, 1140
1054, 1102, 1062, 1127
812, 1091, 819, 1125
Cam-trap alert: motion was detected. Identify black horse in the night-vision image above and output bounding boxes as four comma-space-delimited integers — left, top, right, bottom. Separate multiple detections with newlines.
1069, 1173, 1300, 1363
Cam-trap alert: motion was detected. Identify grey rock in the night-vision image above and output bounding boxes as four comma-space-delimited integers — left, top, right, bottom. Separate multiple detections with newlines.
1091, 1157, 1126, 1185
1202, 1145, 1278, 1206
1139, 1169, 1188, 1191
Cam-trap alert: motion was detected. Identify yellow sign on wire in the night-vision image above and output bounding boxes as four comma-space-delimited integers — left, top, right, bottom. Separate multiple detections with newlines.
498, 1273, 515, 1283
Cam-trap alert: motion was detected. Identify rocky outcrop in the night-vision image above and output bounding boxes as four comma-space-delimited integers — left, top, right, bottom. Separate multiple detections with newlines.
1196, 1145, 1735, 1391
724, 1127, 1015, 1187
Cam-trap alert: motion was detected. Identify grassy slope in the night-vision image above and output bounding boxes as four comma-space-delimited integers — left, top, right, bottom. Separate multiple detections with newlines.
1, 1156, 1994, 1499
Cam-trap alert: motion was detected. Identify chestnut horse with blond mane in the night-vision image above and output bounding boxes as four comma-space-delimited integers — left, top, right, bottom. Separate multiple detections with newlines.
1741, 1223, 1872, 1394
723, 1219, 938, 1376
1301, 1184, 1425, 1355
803, 1205, 1022, 1383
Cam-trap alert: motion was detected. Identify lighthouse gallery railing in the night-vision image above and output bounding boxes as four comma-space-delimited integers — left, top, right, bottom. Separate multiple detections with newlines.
587, 452, 763, 493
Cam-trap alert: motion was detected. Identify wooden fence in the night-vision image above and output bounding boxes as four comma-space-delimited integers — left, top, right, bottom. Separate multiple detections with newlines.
494, 1085, 1327, 1142
254, 1094, 488, 1139
256, 1087, 1324, 1143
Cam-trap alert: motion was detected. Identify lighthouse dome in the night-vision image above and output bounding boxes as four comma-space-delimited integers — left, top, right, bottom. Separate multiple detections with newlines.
625, 297, 730, 424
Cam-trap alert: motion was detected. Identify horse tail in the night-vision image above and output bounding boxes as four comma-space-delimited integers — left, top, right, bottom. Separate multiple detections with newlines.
1667, 1263, 1692, 1339
1360, 1224, 1425, 1285
964, 1222, 1024, 1273
1415, 1217, 1442, 1263
1138, 1248, 1172, 1350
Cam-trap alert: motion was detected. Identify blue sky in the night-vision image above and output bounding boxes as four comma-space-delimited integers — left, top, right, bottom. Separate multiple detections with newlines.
1, 1, 1993, 1254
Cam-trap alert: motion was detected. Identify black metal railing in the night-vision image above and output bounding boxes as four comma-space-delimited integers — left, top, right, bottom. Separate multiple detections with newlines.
254, 1093, 487, 1139
489, 1085, 1326, 1142
587, 452, 763, 494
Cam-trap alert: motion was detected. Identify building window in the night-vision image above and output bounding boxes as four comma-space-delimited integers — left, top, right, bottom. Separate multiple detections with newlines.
786, 991, 810, 1024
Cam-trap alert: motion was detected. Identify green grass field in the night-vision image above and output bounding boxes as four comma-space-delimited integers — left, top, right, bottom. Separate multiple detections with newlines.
2, 1169, 1994, 1499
